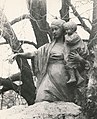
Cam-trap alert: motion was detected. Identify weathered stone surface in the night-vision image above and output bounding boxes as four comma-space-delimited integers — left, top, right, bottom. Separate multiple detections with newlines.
0, 101, 86, 119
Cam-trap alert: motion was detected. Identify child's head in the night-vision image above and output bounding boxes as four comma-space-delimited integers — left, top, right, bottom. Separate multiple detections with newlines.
63, 21, 77, 35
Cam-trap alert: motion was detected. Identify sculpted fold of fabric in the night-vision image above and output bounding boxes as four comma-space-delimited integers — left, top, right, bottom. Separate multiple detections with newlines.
34, 41, 75, 102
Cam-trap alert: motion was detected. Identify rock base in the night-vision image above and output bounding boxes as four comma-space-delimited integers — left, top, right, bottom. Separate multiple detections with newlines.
0, 101, 86, 119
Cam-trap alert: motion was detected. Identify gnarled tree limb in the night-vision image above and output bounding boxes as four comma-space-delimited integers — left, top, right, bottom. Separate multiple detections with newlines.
0, 40, 38, 49
67, 0, 91, 34
10, 14, 31, 25
10, 13, 52, 42
0, 9, 36, 105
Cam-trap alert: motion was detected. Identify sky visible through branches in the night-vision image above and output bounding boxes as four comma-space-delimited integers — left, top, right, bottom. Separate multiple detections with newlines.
0, 0, 93, 77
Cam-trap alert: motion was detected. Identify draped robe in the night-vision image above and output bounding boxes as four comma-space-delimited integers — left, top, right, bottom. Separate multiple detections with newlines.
34, 40, 76, 102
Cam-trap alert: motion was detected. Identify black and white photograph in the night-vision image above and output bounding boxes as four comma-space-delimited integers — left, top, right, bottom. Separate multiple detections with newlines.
0, 0, 96, 119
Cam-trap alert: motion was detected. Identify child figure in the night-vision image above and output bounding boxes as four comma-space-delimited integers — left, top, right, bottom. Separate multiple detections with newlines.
63, 21, 88, 85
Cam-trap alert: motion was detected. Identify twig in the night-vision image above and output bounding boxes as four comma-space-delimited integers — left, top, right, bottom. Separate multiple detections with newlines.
67, 0, 91, 34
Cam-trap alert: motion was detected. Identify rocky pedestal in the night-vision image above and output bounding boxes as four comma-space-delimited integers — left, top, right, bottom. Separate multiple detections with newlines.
0, 101, 86, 119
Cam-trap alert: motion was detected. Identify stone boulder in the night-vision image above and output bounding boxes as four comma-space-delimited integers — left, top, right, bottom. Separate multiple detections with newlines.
0, 101, 86, 119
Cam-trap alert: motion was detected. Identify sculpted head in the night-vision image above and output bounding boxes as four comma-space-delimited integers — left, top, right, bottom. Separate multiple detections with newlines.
51, 19, 66, 39
63, 21, 77, 35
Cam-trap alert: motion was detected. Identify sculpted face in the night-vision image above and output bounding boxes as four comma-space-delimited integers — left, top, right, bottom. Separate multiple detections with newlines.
51, 25, 63, 39
50, 19, 65, 39
63, 21, 77, 36
65, 28, 74, 35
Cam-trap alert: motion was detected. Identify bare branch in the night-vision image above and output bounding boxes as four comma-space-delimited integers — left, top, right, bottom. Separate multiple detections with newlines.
10, 13, 50, 32
0, 42, 7, 45
0, 40, 38, 49
0, 9, 36, 105
67, 0, 91, 34
88, 36, 97, 48
10, 14, 52, 41
10, 14, 31, 25
81, 17, 92, 25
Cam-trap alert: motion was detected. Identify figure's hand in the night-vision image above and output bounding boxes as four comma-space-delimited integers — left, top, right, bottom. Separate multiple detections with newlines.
68, 51, 83, 62
7, 53, 17, 64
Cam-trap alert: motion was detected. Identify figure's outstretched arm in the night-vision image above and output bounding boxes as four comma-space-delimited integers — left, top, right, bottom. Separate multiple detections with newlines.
8, 51, 36, 64
16, 52, 36, 59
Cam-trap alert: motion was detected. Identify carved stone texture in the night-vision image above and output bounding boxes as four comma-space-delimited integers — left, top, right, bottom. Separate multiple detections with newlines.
0, 101, 86, 119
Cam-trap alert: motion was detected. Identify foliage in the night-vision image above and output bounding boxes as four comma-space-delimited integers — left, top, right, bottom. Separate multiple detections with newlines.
83, 86, 97, 119
0, 90, 27, 109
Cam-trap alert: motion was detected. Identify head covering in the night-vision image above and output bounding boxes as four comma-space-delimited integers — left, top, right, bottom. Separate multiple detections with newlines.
63, 21, 77, 31
51, 19, 66, 28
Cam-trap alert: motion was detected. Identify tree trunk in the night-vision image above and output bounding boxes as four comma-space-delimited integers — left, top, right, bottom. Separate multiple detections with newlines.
88, 0, 97, 83
90, 0, 97, 39
88, 0, 97, 47
86, 0, 97, 118
60, 0, 69, 21
0, 10, 36, 105
27, 0, 49, 48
